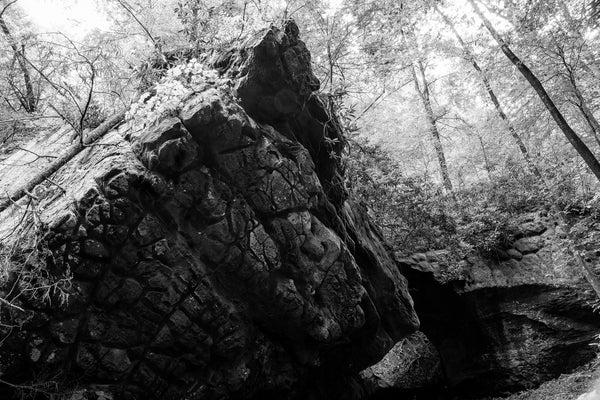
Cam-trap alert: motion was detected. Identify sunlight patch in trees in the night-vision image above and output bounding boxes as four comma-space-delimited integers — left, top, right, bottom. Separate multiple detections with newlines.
18, 0, 110, 37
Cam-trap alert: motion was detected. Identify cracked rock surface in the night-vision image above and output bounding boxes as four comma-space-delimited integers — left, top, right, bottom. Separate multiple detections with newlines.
0, 21, 418, 399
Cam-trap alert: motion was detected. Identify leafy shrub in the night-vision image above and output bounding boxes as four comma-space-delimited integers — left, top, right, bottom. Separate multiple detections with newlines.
0, 208, 72, 314
343, 132, 596, 259
455, 207, 515, 257
448, 163, 594, 257
125, 59, 224, 128
344, 135, 457, 255
81, 101, 107, 130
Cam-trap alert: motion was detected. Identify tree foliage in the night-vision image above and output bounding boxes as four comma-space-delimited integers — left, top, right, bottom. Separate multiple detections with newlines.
2, 0, 600, 258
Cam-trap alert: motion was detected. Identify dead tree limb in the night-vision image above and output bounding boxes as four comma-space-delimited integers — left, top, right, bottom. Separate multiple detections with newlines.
0, 111, 125, 214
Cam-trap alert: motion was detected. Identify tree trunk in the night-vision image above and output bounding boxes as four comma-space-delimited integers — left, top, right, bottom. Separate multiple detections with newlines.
478, 135, 493, 180
411, 60, 454, 193
561, 60, 600, 149
467, 0, 600, 182
552, 35, 600, 150
577, 101, 600, 149
571, 83, 600, 149
435, 5, 542, 179
191, 5, 200, 58
114, 0, 160, 53
555, 207, 600, 301
0, 14, 36, 113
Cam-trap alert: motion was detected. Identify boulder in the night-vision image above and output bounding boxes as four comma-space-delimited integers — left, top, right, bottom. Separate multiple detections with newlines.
0, 21, 418, 400
360, 331, 442, 391
513, 236, 544, 254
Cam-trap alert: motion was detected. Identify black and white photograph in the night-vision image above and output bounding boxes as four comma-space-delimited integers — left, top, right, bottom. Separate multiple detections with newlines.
1, 0, 600, 399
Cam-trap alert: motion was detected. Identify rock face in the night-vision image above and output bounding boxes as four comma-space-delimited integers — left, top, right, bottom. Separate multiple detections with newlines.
398, 211, 600, 398
0, 22, 418, 399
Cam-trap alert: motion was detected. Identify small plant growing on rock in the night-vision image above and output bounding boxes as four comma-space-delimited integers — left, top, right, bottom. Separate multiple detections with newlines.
456, 211, 515, 258
125, 59, 224, 129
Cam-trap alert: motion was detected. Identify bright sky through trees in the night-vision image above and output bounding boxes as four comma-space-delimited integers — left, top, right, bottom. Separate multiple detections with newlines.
4, 0, 600, 189
19, 0, 109, 36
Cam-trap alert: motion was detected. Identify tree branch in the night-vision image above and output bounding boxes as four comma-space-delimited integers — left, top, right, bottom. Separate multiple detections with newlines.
0, 111, 126, 214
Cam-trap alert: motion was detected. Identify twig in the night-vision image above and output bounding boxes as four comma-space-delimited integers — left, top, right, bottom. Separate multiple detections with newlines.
43, 177, 66, 193
15, 147, 57, 160
352, 90, 386, 124
113, 0, 160, 51
23, 190, 38, 201
0, 1, 18, 19
0, 296, 24, 312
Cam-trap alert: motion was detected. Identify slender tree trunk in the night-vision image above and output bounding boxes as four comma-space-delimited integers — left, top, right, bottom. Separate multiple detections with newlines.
478, 135, 493, 180
577, 97, 600, 135
411, 60, 454, 193
572, 83, 600, 148
435, 6, 542, 179
552, 35, 600, 149
555, 207, 600, 301
467, 0, 600, 182
327, 42, 334, 92
191, 5, 200, 58
560, 58, 600, 148
0, 14, 36, 113
114, 0, 160, 53
577, 103, 600, 148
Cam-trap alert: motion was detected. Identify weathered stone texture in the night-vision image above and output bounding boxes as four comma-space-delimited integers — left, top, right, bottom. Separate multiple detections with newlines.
360, 331, 442, 392
0, 21, 418, 400
398, 211, 600, 397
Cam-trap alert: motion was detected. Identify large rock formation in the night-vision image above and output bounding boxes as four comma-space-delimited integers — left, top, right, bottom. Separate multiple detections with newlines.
398, 211, 600, 398
0, 21, 418, 399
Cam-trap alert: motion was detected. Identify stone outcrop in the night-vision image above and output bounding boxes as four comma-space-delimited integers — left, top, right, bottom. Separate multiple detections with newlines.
0, 21, 418, 399
397, 211, 600, 398
360, 331, 442, 397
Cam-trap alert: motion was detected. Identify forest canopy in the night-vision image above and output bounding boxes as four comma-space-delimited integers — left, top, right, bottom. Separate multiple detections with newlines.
2, 0, 600, 255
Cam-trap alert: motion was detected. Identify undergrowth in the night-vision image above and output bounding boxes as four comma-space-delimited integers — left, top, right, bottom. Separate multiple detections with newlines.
344, 135, 599, 261
0, 197, 72, 319
0, 198, 74, 398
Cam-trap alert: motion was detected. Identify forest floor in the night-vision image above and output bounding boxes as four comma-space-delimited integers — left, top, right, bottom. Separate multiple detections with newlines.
486, 359, 600, 400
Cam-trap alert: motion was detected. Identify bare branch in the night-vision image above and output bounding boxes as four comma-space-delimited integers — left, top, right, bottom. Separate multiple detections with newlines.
113, 0, 159, 51
0, 0, 18, 19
